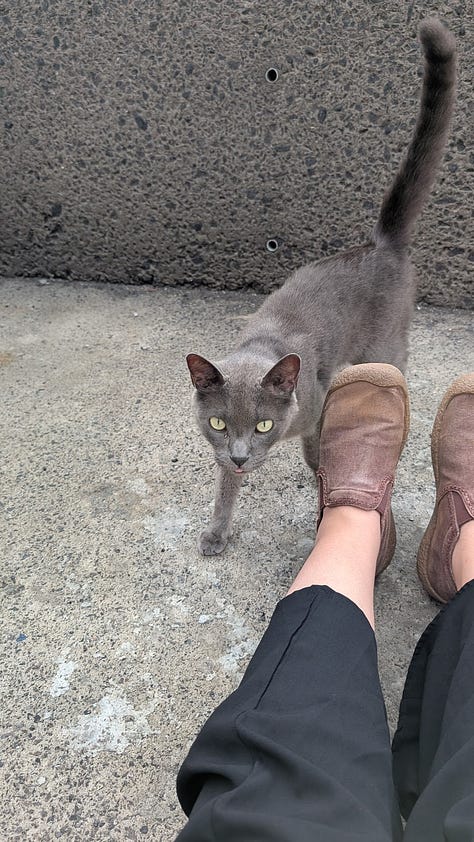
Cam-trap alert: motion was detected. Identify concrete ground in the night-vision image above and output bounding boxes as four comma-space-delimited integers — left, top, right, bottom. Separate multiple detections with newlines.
1, 277, 473, 841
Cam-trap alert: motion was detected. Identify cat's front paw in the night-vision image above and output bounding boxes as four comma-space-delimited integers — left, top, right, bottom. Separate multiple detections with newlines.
198, 529, 229, 556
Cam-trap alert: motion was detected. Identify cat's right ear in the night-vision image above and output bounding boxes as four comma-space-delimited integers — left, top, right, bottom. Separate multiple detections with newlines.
261, 353, 301, 395
186, 354, 225, 391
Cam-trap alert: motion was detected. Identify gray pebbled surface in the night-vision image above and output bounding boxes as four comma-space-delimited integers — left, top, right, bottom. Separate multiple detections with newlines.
0, 2, 472, 307
1, 277, 473, 840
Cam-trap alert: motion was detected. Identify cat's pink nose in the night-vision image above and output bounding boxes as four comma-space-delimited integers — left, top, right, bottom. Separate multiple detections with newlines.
232, 456, 248, 468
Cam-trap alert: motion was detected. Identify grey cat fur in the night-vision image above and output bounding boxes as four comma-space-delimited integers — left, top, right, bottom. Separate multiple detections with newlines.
187, 18, 457, 555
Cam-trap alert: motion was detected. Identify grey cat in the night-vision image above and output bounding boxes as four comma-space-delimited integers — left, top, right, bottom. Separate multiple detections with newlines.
187, 19, 457, 556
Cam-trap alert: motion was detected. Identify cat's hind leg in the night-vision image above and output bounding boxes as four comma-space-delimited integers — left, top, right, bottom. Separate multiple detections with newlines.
354, 308, 412, 373
198, 467, 244, 555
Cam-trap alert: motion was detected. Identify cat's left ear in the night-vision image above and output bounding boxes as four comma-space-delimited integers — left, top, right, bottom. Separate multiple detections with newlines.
186, 353, 225, 391
261, 354, 301, 395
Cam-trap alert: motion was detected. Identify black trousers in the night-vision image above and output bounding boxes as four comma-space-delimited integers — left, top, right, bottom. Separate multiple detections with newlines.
176, 580, 474, 841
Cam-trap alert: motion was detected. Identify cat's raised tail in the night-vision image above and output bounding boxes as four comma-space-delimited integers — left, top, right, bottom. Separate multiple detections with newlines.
374, 18, 456, 249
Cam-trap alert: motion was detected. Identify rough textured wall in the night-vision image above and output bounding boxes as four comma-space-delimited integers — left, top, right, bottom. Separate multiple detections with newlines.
1, 0, 472, 307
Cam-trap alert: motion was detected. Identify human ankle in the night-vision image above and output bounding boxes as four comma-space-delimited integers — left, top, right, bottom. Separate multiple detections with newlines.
319, 505, 381, 536
452, 521, 474, 590
313, 506, 381, 579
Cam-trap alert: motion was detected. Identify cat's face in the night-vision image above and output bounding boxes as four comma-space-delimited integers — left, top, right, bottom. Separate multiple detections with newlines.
187, 353, 300, 475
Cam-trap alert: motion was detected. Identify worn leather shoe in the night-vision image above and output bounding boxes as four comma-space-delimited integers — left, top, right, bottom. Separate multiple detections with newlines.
417, 373, 474, 603
317, 363, 410, 575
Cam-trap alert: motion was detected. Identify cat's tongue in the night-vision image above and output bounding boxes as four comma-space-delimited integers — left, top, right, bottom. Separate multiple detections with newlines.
235, 468, 244, 474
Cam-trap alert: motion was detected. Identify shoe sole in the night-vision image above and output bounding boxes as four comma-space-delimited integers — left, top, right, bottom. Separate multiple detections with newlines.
322, 364, 410, 574
417, 373, 474, 603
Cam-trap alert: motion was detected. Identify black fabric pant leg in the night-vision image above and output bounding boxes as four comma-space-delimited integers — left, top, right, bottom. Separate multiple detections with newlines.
393, 580, 474, 841
176, 585, 402, 842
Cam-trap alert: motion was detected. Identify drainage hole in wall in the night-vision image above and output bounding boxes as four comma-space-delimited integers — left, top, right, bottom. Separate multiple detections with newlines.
265, 67, 279, 83
266, 238, 279, 253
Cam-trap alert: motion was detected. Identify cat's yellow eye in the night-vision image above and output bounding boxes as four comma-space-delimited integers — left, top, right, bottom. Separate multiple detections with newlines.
209, 417, 226, 431
256, 419, 274, 433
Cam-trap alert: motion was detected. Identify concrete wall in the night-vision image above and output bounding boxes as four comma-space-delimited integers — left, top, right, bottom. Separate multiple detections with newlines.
1, 0, 472, 307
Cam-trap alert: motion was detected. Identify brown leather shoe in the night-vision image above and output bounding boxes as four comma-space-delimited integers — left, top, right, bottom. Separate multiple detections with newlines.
417, 373, 474, 603
317, 363, 410, 575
